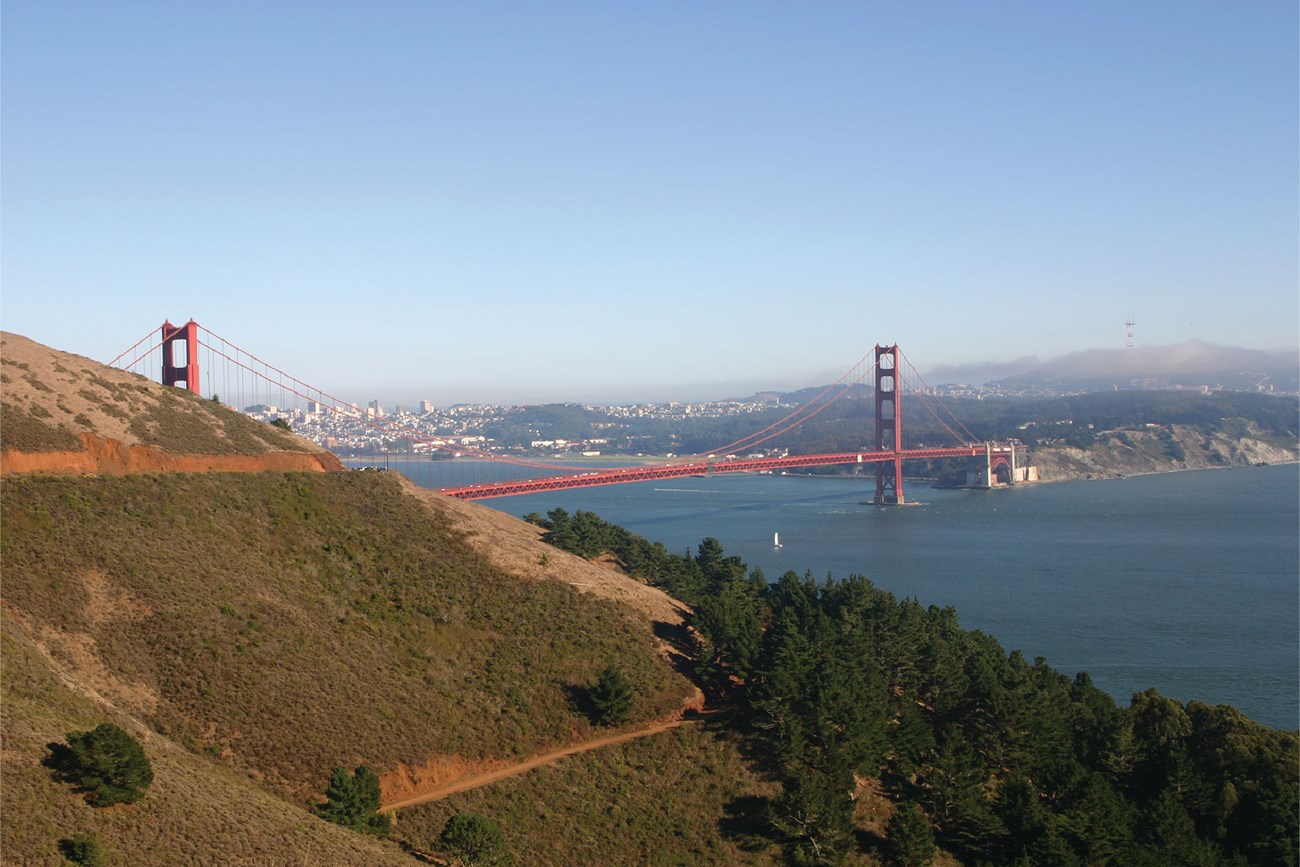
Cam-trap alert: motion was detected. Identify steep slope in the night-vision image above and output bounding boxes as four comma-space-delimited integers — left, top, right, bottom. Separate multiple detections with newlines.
1, 331, 341, 474
1, 334, 721, 865
2, 616, 415, 866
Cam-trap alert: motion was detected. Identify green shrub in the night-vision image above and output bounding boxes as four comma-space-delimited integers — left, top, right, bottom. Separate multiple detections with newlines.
316, 766, 391, 838
589, 665, 634, 726
438, 813, 512, 866
49, 722, 153, 806
59, 833, 105, 866
885, 803, 935, 867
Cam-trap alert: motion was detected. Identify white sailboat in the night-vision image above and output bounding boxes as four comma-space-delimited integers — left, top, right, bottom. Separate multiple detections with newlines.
773, 532, 783, 549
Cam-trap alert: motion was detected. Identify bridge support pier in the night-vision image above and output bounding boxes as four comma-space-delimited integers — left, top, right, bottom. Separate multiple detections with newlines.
964, 442, 1038, 488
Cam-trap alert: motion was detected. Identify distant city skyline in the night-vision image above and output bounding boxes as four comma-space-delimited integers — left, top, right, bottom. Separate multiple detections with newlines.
3, 2, 1296, 406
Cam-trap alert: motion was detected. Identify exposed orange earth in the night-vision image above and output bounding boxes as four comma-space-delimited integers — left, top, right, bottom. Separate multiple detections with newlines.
1, 432, 344, 476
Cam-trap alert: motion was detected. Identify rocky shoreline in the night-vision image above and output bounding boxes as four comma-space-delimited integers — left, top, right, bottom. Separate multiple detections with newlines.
1027, 422, 1298, 482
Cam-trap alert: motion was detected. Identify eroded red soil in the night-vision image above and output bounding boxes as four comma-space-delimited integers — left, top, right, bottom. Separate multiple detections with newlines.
1, 433, 344, 476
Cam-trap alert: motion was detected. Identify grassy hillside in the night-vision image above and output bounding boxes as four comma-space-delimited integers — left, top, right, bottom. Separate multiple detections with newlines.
1, 469, 720, 863
397, 722, 787, 867
0, 331, 333, 466
0, 332, 803, 865
2, 471, 694, 775
2, 615, 416, 866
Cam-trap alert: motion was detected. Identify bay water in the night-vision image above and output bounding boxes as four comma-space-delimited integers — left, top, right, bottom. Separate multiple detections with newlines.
382, 457, 1298, 729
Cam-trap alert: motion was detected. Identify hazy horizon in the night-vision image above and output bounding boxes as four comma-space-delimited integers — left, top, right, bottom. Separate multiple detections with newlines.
322, 338, 1299, 409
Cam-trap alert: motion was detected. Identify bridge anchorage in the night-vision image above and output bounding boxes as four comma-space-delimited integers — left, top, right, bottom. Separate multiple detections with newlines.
119, 322, 1035, 504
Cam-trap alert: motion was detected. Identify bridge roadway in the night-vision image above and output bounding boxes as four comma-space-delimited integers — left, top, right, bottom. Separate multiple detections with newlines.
440, 444, 1006, 500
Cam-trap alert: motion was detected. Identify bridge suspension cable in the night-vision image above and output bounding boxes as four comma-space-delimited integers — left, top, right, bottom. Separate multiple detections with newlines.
198, 326, 607, 473
897, 349, 981, 445
695, 350, 880, 458
109, 321, 1006, 499
107, 329, 161, 370
110, 323, 603, 474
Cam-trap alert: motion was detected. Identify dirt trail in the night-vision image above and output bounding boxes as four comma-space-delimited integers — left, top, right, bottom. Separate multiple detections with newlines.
381, 714, 709, 812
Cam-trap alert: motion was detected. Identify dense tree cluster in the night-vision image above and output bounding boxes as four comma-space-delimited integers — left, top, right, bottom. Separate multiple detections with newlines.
525, 508, 701, 591
531, 508, 1299, 866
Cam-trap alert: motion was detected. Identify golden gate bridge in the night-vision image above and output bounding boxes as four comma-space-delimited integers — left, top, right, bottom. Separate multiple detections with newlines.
110, 319, 1029, 504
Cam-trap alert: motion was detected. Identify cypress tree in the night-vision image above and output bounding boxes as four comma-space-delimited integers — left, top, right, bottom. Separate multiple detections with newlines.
885, 802, 936, 867
57, 722, 153, 806
439, 813, 512, 866
589, 665, 634, 726
316, 766, 391, 837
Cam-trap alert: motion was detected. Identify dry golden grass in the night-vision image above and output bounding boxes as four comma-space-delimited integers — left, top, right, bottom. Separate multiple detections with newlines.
2, 613, 415, 866
1, 469, 703, 863
1, 331, 324, 458
395, 721, 786, 867
2, 472, 695, 787
0, 333, 782, 864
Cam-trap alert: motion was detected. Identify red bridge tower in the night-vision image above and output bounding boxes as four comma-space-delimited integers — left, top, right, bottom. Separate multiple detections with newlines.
874, 344, 904, 505
161, 319, 200, 394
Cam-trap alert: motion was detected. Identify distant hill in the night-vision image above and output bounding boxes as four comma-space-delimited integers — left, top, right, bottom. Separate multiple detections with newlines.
926, 340, 1300, 392
733, 383, 1298, 482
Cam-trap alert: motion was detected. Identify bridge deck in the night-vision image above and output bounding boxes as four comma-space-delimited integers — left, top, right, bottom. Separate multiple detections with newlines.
440, 445, 1007, 500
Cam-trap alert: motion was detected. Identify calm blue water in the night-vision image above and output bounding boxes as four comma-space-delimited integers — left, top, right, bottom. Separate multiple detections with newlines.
379, 457, 1299, 729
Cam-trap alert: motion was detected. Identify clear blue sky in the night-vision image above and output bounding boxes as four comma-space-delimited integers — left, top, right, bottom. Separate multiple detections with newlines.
4, 1, 1296, 405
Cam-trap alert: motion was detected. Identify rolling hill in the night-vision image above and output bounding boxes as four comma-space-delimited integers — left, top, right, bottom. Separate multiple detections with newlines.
1, 334, 773, 866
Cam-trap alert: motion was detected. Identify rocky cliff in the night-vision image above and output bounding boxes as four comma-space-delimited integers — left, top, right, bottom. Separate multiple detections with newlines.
1032, 421, 1297, 481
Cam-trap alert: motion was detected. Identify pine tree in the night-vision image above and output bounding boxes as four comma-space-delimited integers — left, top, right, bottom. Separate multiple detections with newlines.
589, 665, 634, 726
996, 776, 1050, 861
885, 802, 936, 867
57, 722, 153, 806
316, 766, 391, 837
691, 567, 765, 681
1137, 788, 1215, 865
1060, 772, 1135, 864
768, 767, 856, 866
439, 813, 512, 866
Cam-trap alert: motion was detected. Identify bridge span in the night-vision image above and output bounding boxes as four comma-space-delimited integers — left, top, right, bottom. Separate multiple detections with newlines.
438, 444, 1025, 500
113, 323, 1035, 506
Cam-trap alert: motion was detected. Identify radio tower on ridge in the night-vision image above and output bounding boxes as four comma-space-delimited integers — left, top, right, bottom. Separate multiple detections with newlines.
1126, 315, 1135, 349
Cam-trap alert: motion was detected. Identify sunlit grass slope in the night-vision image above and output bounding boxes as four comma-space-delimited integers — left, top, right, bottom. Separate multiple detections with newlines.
1, 471, 695, 862
396, 722, 786, 867
0, 331, 322, 458
1, 616, 416, 866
